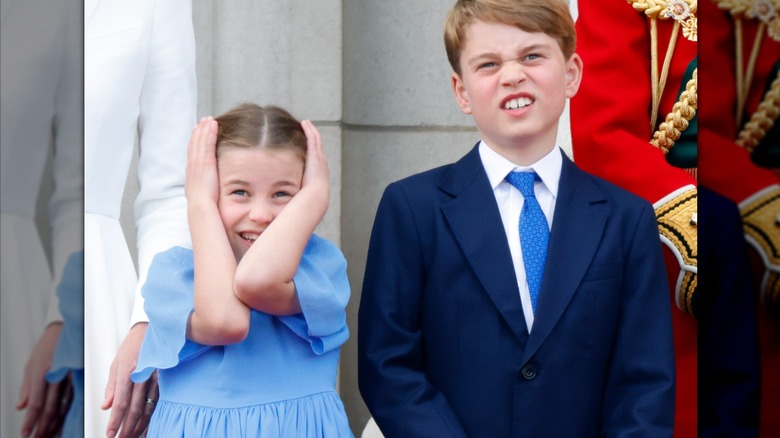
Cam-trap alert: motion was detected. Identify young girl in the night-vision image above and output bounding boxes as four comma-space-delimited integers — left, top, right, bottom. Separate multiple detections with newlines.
130, 103, 353, 437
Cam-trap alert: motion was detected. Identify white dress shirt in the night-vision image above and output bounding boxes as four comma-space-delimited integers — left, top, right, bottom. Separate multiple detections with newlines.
478, 142, 561, 331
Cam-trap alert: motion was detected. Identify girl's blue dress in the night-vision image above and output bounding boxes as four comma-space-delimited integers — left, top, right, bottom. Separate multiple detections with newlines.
131, 235, 353, 437
45, 250, 84, 438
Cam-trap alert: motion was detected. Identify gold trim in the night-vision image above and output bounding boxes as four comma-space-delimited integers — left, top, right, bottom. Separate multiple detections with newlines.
651, 69, 698, 153
656, 189, 698, 316
629, 0, 699, 34
656, 189, 698, 268
715, 0, 780, 125
627, 0, 697, 136
766, 270, 780, 311
736, 70, 780, 151
680, 270, 697, 316
741, 188, 780, 267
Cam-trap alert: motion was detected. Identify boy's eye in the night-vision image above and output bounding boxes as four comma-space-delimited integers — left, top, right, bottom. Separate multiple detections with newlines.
478, 61, 498, 69
524, 54, 542, 61
272, 191, 291, 198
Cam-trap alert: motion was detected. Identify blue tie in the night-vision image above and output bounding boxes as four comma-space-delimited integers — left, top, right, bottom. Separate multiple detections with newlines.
505, 171, 549, 314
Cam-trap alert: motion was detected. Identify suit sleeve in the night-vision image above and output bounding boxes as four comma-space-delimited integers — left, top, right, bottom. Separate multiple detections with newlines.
601, 201, 677, 435
358, 183, 468, 438
129, 0, 197, 326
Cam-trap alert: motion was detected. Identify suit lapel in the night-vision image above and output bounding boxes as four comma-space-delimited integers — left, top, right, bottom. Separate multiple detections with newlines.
440, 145, 529, 342
522, 154, 608, 363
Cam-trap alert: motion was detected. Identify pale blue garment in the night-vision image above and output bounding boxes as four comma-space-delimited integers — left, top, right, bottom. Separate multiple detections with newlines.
131, 235, 353, 437
45, 250, 84, 438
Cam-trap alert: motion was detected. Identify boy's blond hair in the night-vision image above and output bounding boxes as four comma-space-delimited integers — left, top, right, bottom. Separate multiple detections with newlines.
444, 0, 576, 75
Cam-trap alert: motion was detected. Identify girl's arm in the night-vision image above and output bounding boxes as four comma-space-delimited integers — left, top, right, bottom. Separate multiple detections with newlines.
186, 117, 250, 345
233, 120, 329, 316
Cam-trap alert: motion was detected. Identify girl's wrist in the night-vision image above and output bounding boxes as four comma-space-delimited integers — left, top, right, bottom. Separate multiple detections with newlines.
294, 188, 328, 216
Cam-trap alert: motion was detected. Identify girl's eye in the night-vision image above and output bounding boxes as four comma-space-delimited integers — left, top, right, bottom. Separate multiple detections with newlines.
272, 191, 291, 198
232, 189, 248, 197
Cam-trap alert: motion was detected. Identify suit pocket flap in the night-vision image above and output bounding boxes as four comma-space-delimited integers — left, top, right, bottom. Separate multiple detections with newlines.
581, 262, 620, 283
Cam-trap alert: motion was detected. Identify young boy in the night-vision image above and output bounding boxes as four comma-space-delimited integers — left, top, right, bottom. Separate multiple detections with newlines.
357, 1, 676, 436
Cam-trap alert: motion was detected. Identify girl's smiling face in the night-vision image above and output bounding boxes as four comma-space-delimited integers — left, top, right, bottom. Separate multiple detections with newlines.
217, 146, 304, 261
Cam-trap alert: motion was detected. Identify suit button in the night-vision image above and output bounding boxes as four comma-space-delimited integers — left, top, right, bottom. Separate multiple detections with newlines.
521, 364, 537, 380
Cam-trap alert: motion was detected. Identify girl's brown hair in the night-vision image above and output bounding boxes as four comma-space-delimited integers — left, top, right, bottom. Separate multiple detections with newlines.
215, 103, 306, 162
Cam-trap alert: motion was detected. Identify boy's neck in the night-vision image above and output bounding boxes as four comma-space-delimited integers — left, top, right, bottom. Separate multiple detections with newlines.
482, 138, 558, 167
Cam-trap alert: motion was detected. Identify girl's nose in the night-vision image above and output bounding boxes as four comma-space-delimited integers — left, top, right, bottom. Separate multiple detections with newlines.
248, 202, 275, 224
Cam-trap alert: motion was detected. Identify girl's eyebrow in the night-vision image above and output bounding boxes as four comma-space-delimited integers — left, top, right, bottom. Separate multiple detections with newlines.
223, 179, 249, 186
273, 180, 301, 188
222, 179, 300, 188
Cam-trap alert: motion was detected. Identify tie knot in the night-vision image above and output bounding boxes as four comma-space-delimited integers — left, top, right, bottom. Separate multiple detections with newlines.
505, 171, 537, 198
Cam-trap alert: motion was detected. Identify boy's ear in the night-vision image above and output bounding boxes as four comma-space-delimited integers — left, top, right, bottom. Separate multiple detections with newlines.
451, 72, 473, 115
564, 53, 584, 99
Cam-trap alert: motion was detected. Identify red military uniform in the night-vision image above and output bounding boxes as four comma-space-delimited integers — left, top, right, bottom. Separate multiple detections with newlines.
700, 1, 780, 436
570, 1, 698, 435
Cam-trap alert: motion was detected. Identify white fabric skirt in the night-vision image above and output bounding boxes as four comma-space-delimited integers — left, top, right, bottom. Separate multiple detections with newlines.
85, 212, 138, 438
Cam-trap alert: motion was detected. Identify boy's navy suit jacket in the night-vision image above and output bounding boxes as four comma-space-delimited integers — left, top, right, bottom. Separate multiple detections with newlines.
358, 145, 676, 438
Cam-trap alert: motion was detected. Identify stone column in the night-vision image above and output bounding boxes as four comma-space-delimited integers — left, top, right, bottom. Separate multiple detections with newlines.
341, 0, 478, 433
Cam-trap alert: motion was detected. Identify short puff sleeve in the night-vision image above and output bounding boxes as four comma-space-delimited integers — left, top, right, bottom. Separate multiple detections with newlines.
130, 247, 209, 382
278, 234, 350, 355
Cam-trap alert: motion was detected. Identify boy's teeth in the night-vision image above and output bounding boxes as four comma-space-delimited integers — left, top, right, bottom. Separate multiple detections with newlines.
241, 233, 258, 241
504, 97, 532, 109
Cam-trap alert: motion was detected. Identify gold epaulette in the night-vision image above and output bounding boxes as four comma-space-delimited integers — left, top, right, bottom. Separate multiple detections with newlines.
679, 271, 697, 315
740, 187, 780, 310
741, 187, 780, 268
656, 188, 698, 316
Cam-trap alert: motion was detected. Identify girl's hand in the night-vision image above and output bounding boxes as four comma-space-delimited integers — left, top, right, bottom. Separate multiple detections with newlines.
300, 120, 329, 208
185, 117, 219, 206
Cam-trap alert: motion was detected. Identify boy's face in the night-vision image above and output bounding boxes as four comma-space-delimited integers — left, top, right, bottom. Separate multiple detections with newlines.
217, 147, 304, 261
451, 20, 582, 162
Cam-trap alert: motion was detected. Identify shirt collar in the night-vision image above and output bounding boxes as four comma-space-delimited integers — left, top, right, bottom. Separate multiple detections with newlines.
478, 141, 562, 198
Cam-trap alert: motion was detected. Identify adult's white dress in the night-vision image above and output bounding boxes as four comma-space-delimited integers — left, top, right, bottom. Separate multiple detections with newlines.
85, 0, 195, 435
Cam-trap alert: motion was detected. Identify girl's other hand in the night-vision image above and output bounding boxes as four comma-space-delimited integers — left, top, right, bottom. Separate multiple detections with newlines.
185, 117, 219, 206
300, 120, 329, 206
